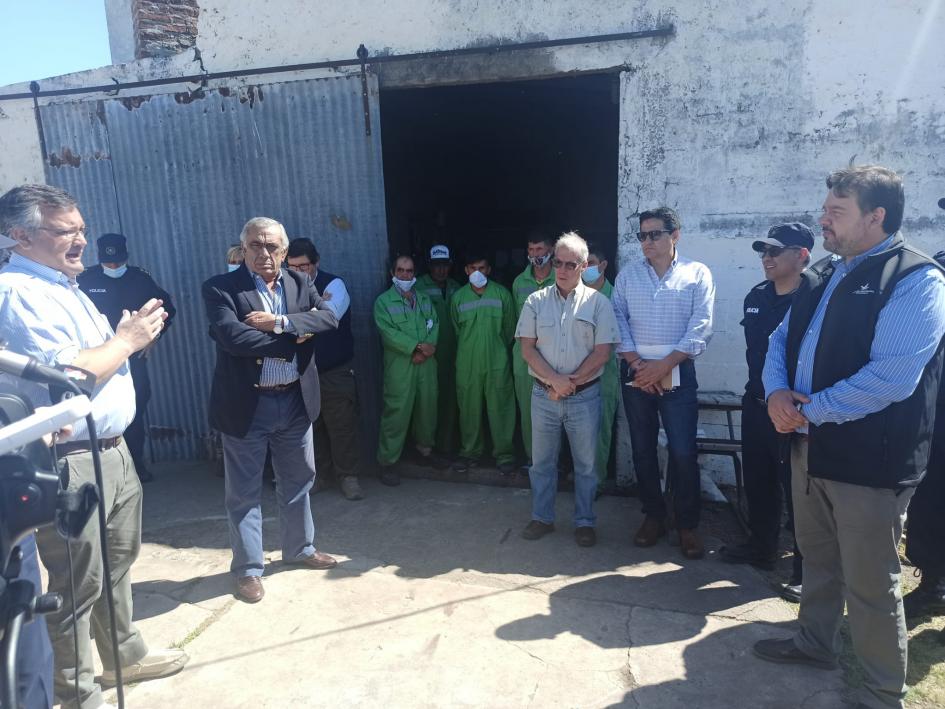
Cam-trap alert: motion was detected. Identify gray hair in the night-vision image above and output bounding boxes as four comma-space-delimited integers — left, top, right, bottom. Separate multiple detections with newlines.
239, 217, 289, 248
0, 184, 78, 236
554, 231, 589, 264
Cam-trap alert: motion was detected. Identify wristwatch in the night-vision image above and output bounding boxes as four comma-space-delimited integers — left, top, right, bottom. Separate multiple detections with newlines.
273, 315, 285, 334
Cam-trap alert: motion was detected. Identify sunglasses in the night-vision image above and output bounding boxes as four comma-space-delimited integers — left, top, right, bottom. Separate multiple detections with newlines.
552, 258, 584, 271
757, 245, 801, 258
635, 230, 671, 242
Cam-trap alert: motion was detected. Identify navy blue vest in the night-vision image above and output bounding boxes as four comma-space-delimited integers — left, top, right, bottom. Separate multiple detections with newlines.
312, 269, 355, 372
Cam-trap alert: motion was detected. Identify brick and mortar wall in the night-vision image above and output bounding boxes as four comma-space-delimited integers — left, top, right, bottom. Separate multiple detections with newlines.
134, 0, 199, 59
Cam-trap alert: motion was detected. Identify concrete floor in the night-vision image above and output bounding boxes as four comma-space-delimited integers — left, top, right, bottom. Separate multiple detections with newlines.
92, 462, 848, 708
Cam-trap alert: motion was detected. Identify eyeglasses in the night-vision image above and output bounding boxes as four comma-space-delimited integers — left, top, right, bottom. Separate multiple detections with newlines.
287, 261, 313, 270
636, 230, 671, 242
245, 242, 284, 255
34, 226, 88, 239
757, 246, 801, 258
552, 258, 584, 271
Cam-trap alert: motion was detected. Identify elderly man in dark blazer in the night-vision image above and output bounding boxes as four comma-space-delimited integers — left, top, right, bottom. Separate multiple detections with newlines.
202, 217, 339, 603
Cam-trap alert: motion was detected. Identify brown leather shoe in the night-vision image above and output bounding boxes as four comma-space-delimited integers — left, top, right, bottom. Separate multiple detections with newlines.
633, 516, 666, 547
293, 551, 338, 570
679, 528, 704, 559
236, 576, 265, 603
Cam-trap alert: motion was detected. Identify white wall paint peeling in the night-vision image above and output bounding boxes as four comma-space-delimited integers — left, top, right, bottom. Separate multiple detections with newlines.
0, 0, 943, 395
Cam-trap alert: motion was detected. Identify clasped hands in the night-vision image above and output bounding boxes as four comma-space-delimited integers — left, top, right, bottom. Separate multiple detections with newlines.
244, 311, 311, 344
627, 357, 674, 395
767, 388, 810, 433
546, 372, 583, 401
411, 342, 436, 365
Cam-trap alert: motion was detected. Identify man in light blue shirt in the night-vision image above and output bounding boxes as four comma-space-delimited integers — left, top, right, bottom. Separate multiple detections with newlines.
0, 184, 188, 709
612, 206, 715, 560
754, 166, 945, 709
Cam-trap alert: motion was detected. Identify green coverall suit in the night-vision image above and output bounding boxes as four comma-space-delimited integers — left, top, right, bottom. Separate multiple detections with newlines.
511, 264, 554, 459
596, 279, 620, 487
416, 273, 461, 454
374, 285, 439, 466
450, 280, 517, 466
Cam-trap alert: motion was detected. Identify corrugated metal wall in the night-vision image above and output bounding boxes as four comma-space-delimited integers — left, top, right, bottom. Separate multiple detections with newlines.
41, 74, 388, 460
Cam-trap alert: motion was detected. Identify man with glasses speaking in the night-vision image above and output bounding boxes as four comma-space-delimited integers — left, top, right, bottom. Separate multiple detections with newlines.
515, 232, 620, 547
613, 207, 715, 559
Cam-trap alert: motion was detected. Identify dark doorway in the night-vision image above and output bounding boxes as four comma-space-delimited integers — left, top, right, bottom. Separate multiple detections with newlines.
379, 73, 620, 286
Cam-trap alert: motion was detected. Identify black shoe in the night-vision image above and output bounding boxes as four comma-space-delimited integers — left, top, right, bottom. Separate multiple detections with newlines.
379, 467, 400, 487
781, 581, 802, 603
497, 462, 517, 476
452, 457, 478, 474
521, 520, 555, 540
752, 638, 837, 670
575, 527, 596, 547
136, 466, 155, 483
719, 542, 777, 571
903, 573, 945, 619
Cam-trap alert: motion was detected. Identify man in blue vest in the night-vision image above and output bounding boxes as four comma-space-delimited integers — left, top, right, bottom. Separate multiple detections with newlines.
287, 238, 363, 500
754, 166, 945, 709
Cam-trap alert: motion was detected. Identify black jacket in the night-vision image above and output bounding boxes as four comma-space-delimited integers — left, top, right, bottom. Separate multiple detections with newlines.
202, 264, 338, 437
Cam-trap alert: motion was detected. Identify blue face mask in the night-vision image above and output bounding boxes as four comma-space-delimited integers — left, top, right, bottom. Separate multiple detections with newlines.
103, 264, 127, 279
582, 265, 601, 284
227, 263, 241, 272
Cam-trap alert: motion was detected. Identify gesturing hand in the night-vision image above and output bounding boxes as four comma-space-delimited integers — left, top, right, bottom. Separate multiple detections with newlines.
116, 298, 166, 353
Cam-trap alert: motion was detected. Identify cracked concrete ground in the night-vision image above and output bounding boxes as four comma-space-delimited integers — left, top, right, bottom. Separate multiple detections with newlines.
84, 462, 847, 708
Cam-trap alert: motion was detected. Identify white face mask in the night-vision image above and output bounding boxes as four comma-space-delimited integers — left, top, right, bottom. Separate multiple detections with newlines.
468, 270, 488, 288
103, 264, 127, 279
581, 265, 601, 284
227, 263, 241, 272
529, 253, 551, 267
392, 276, 416, 292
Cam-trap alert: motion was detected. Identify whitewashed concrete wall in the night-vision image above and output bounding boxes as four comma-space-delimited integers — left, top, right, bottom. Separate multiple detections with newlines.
2, 0, 944, 394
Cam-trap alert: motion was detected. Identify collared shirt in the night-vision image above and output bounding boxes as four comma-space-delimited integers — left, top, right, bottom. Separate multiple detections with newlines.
612, 252, 715, 356
515, 281, 620, 379
251, 271, 299, 387
512, 264, 554, 316
0, 253, 135, 440
313, 269, 351, 320
763, 234, 945, 429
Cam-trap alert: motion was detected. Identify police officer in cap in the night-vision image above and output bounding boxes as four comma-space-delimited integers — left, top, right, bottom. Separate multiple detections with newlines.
720, 222, 813, 602
78, 233, 176, 481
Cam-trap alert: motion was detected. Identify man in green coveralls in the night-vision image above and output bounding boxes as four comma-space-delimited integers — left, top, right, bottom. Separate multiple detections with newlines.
415, 244, 461, 455
512, 232, 555, 463
583, 244, 620, 491
450, 252, 518, 474
373, 255, 439, 486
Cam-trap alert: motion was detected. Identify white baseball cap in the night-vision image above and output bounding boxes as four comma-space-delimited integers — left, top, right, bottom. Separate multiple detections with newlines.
429, 244, 451, 261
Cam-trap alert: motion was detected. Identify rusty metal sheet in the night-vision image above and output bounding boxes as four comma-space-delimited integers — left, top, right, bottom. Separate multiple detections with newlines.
41, 75, 388, 460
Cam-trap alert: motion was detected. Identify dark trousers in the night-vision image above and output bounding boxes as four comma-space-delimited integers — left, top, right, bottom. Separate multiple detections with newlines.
124, 357, 151, 470
313, 361, 361, 481
14, 534, 54, 709
622, 359, 702, 530
905, 425, 945, 576
742, 394, 803, 579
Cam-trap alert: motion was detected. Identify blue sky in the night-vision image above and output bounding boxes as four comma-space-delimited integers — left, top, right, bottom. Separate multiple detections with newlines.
0, 1, 111, 88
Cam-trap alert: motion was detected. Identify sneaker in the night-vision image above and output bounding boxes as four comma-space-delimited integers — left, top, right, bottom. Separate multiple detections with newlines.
752, 638, 837, 670
100, 648, 189, 686
339, 476, 364, 501
719, 542, 777, 570
521, 520, 555, 540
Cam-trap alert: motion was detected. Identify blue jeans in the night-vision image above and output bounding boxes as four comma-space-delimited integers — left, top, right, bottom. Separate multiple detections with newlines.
622, 359, 701, 529
222, 388, 318, 577
528, 381, 601, 528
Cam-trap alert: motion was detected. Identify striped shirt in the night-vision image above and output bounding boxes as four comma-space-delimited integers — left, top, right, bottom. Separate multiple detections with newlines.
251, 271, 299, 387
0, 253, 136, 439
763, 234, 945, 428
612, 252, 715, 356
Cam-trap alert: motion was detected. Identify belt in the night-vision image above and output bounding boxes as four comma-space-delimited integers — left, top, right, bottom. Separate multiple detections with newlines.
256, 379, 300, 393
535, 377, 600, 394
57, 435, 123, 456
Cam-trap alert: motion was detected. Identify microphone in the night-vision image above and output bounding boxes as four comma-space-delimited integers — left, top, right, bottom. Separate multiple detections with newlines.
0, 349, 77, 389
